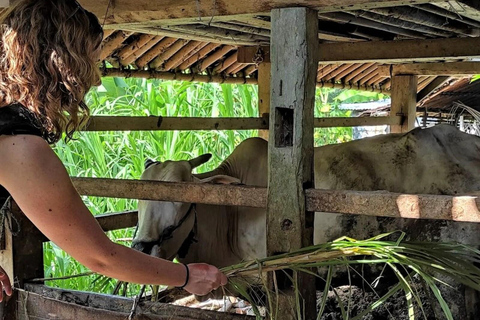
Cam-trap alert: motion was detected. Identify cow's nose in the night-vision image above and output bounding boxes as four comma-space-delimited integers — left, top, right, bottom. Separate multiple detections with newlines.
132, 241, 151, 254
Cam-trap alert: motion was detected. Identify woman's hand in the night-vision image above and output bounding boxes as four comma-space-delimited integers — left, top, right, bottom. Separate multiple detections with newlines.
183, 263, 228, 296
0, 266, 12, 302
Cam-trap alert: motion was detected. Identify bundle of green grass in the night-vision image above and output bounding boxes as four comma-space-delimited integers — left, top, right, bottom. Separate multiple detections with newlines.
221, 232, 480, 320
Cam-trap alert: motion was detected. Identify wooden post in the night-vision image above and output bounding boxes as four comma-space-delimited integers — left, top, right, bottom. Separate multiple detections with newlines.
257, 62, 271, 140
267, 7, 317, 320
0, 200, 44, 319
390, 75, 418, 133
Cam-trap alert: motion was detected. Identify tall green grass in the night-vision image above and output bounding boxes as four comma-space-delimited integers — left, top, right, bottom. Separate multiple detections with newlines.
45, 77, 377, 294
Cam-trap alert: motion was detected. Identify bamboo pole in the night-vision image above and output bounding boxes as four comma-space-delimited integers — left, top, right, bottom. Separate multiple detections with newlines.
178, 43, 221, 70
213, 52, 238, 73
333, 64, 362, 82
350, 64, 378, 84
135, 37, 178, 68
100, 68, 256, 84
199, 45, 236, 71
149, 39, 190, 69
117, 34, 155, 62
163, 41, 203, 70
167, 42, 208, 70
100, 31, 134, 61
121, 36, 163, 66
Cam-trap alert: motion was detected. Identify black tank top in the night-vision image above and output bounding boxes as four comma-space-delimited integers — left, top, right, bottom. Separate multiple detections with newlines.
0, 104, 47, 203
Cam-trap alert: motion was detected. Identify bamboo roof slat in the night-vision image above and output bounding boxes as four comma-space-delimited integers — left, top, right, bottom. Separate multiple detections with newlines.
317, 65, 339, 81
178, 43, 221, 70
160, 25, 269, 46
135, 37, 178, 68
359, 70, 379, 85
102, 29, 115, 40
198, 45, 236, 72
100, 31, 134, 61
121, 36, 163, 66
226, 62, 248, 75
244, 65, 257, 76
418, 76, 437, 91
168, 42, 209, 70
414, 4, 480, 29
350, 64, 378, 84
344, 63, 375, 83
357, 10, 455, 38
366, 74, 385, 86
213, 52, 238, 73
163, 41, 203, 71
210, 22, 271, 38
319, 12, 426, 39
369, 7, 478, 37
122, 25, 261, 47
150, 39, 190, 69
323, 64, 352, 81
117, 34, 155, 61
334, 64, 362, 82
231, 16, 272, 30
382, 79, 392, 90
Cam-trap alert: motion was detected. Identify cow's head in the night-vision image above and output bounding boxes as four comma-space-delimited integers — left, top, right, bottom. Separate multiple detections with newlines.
132, 154, 240, 260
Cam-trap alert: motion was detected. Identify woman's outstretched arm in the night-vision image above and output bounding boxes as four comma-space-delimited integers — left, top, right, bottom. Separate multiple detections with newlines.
0, 134, 226, 296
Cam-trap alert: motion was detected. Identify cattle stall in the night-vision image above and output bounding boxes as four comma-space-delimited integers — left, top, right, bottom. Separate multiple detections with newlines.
2, 0, 480, 319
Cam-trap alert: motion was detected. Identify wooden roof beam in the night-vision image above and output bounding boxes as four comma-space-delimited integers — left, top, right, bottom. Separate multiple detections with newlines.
318, 37, 480, 63
71, 0, 446, 27
378, 62, 480, 76
238, 37, 480, 64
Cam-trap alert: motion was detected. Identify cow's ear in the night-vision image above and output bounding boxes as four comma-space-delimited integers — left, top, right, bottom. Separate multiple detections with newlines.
189, 154, 212, 169
145, 159, 156, 169
199, 175, 242, 185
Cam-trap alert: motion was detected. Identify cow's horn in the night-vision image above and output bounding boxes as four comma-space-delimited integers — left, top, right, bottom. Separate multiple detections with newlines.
189, 154, 212, 169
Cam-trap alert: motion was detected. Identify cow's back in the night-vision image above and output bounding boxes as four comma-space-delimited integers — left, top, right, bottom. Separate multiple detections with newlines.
314, 124, 480, 245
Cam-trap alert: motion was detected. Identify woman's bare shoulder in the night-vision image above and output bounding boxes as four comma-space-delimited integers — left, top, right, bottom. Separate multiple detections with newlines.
0, 134, 59, 179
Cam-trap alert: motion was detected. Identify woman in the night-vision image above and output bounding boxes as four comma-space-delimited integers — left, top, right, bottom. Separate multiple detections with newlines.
0, 0, 227, 300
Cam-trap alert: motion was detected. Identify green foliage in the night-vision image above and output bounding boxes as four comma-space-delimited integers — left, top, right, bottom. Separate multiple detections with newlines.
224, 232, 480, 320
45, 78, 360, 295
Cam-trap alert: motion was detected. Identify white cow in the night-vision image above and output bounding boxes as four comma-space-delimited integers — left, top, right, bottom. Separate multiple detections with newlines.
132, 124, 480, 268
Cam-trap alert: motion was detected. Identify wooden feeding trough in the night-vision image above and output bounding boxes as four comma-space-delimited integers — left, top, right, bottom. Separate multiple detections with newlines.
2, 0, 480, 319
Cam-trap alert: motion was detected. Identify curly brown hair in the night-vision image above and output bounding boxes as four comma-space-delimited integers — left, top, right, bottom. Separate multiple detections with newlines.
0, 0, 103, 143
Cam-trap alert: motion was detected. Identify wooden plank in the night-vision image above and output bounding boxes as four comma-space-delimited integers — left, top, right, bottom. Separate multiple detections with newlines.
268, 7, 317, 320
378, 62, 480, 76
70, 0, 444, 27
319, 37, 480, 63
237, 46, 271, 64
0, 201, 44, 289
85, 116, 268, 131
71, 178, 480, 223
416, 76, 450, 102
242, 40, 480, 65
314, 116, 401, 127
257, 63, 271, 140
306, 189, 480, 223
95, 211, 138, 232
390, 75, 417, 133
16, 285, 253, 320
72, 178, 267, 208
83, 116, 401, 131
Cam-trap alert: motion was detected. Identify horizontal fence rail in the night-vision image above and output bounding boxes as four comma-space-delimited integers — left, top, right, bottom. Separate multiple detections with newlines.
20, 284, 253, 320
83, 116, 401, 131
73, 178, 480, 223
